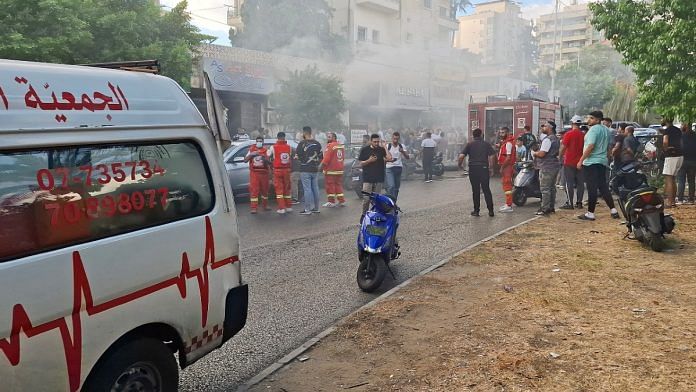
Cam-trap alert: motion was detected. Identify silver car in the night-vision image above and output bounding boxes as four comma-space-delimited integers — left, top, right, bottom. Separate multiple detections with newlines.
223, 139, 354, 199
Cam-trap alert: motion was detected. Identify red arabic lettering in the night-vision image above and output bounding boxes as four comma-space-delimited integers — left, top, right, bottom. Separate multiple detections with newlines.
0, 217, 237, 392
44, 188, 169, 226
0, 86, 8, 110
34, 160, 165, 190
23, 81, 129, 112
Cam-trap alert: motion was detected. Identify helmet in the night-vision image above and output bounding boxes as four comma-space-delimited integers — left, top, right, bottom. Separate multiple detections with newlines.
571, 115, 583, 124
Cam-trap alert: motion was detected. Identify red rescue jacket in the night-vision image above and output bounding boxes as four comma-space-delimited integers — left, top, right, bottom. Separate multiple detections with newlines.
321, 141, 345, 175
498, 135, 516, 166
271, 140, 292, 170
248, 145, 270, 173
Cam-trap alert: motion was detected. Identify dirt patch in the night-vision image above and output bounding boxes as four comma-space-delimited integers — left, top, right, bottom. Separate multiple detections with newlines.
251, 207, 696, 392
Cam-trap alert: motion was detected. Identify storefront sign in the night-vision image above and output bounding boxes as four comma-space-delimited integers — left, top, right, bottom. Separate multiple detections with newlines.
203, 58, 274, 95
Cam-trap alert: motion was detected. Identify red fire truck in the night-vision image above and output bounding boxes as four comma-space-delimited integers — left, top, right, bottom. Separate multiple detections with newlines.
468, 99, 563, 141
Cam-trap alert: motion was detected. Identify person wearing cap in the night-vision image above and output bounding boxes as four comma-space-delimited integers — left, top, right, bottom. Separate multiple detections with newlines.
559, 116, 585, 209
532, 120, 561, 215
267, 132, 294, 214
577, 111, 620, 221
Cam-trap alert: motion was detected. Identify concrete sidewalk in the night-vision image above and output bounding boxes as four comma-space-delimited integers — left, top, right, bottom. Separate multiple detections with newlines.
248, 206, 696, 392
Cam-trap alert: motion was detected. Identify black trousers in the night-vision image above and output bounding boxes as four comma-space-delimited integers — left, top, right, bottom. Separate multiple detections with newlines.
469, 165, 493, 213
422, 155, 433, 180
583, 164, 615, 213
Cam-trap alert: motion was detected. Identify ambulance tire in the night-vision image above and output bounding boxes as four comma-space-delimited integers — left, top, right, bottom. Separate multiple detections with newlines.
83, 338, 178, 392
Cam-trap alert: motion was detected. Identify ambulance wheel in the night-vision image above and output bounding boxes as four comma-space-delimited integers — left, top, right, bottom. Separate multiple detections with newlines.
512, 189, 527, 207
83, 338, 178, 392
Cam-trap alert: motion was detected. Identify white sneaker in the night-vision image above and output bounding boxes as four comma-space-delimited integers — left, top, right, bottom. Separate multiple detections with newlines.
322, 202, 336, 208
285, 207, 293, 212
276, 209, 286, 214
337, 202, 347, 207
499, 205, 514, 213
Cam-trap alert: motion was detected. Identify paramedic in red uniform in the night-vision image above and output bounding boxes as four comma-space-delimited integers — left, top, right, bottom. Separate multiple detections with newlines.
498, 127, 516, 213
267, 132, 294, 214
245, 136, 271, 214
319, 132, 346, 207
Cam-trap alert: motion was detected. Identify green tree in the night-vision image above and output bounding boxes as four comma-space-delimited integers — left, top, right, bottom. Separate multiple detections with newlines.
603, 82, 660, 126
231, 0, 350, 62
590, 0, 696, 120
0, 0, 214, 89
272, 66, 347, 131
539, 44, 634, 116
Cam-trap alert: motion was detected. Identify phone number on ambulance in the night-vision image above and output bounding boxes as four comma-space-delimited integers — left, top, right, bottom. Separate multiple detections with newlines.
35, 160, 166, 190
43, 188, 169, 226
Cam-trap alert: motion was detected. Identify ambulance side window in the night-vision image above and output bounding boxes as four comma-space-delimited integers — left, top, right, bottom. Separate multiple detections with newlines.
0, 141, 214, 262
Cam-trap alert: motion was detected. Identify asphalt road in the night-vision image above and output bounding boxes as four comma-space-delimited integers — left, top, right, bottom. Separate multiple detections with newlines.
179, 172, 542, 391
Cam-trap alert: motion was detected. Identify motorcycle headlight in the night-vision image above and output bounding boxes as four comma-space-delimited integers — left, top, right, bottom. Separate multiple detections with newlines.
366, 225, 387, 236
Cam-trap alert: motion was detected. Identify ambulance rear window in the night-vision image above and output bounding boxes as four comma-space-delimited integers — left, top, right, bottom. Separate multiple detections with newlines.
0, 141, 214, 261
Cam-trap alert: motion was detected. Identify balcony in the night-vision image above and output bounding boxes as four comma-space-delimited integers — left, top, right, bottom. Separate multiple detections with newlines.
438, 16, 459, 31
356, 0, 400, 13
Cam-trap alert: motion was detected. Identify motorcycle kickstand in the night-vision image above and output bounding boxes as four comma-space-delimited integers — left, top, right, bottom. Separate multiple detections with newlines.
386, 262, 396, 280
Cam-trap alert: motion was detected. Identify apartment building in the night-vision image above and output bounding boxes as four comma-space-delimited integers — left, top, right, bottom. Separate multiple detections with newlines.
208, 0, 469, 131
537, 3, 604, 70
454, 0, 533, 80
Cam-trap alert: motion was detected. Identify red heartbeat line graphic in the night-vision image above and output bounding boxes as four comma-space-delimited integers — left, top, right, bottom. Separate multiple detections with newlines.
55, 114, 67, 122
0, 86, 7, 110
0, 216, 238, 392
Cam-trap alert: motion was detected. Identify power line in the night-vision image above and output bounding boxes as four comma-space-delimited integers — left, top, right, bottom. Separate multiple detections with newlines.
160, 4, 231, 28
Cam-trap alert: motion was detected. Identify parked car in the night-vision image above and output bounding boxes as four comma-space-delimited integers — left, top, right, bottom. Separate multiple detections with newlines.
611, 121, 642, 130
223, 139, 354, 199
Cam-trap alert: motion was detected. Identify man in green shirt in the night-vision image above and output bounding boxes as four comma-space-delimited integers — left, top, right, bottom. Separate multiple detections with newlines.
577, 110, 619, 221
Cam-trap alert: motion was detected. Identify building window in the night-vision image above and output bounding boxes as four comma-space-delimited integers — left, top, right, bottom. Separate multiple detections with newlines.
372, 30, 380, 43
440, 6, 447, 18
424, 0, 432, 9
357, 26, 367, 41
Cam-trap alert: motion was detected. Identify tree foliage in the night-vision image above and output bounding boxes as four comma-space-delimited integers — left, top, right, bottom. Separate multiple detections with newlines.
590, 0, 696, 121
231, 0, 350, 62
272, 66, 347, 131
0, 0, 214, 89
603, 82, 660, 126
539, 44, 634, 116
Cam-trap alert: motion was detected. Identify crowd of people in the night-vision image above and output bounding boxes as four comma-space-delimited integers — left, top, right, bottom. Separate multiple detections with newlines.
240, 125, 469, 216
240, 114, 695, 220
459, 110, 696, 220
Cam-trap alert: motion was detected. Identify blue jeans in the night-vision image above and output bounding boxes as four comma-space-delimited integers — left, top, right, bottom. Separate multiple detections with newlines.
300, 172, 320, 211
385, 166, 403, 201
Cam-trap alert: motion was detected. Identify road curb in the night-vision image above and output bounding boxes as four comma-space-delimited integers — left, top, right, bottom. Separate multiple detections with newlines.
236, 215, 540, 391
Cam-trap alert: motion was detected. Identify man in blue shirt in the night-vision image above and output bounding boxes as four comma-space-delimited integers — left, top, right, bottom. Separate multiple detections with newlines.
577, 111, 619, 221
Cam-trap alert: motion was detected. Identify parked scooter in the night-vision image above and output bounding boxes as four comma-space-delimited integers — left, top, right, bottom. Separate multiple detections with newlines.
512, 160, 541, 206
611, 161, 675, 252
402, 147, 420, 180
350, 159, 363, 199
357, 192, 401, 292
432, 152, 445, 177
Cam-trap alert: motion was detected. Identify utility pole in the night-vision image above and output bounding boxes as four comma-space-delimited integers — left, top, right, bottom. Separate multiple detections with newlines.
550, 0, 559, 103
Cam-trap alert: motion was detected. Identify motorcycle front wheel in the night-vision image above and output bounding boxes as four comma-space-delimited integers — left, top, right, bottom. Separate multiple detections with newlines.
357, 254, 387, 293
433, 164, 445, 176
645, 231, 665, 252
512, 188, 527, 207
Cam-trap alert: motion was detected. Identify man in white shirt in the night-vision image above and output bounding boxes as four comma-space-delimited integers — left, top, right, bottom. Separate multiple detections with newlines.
385, 132, 410, 201
421, 132, 437, 182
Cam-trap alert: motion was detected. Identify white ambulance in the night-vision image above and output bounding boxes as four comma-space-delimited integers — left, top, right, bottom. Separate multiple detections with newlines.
0, 60, 248, 391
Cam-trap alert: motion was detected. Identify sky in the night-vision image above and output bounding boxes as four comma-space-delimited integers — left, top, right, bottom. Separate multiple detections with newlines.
161, 0, 591, 47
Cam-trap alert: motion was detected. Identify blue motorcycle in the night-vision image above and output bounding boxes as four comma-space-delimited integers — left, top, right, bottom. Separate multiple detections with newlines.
357, 192, 401, 292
